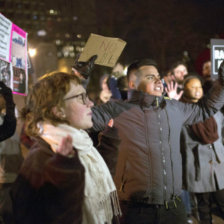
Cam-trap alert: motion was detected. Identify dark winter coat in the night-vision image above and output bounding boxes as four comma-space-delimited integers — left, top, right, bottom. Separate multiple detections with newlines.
11, 138, 85, 224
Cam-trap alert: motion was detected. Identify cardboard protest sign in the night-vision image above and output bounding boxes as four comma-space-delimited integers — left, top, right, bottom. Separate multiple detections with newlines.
79, 33, 126, 67
211, 38, 224, 78
11, 24, 27, 95
0, 13, 28, 95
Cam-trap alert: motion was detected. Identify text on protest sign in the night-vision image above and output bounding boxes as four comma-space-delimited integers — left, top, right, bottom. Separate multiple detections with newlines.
211, 39, 224, 76
0, 13, 12, 62
79, 33, 126, 67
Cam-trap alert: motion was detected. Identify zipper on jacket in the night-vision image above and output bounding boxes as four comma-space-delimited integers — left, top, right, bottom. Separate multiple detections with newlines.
165, 109, 175, 197
155, 98, 169, 203
144, 111, 153, 195
159, 113, 168, 203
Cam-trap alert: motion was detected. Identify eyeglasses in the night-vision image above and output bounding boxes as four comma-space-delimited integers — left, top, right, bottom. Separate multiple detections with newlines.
64, 92, 89, 105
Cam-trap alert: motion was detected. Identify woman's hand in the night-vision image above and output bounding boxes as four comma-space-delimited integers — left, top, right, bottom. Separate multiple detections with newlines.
56, 135, 75, 157
165, 81, 183, 100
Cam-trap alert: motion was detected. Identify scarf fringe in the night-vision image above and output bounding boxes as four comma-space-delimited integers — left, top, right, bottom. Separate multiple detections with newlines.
85, 190, 122, 224
38, 122, 121, 224
111, 191, 122, 217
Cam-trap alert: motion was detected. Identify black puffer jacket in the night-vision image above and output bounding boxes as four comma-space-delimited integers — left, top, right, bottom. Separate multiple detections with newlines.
92, 80, 224, 205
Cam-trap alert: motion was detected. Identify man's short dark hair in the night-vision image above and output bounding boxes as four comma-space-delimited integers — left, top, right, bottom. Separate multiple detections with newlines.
136, 59, 158, 69
127, 60, 139, 80
127, 59, 158, 80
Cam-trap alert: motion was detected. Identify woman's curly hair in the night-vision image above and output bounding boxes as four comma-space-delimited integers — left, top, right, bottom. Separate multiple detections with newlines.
21, 71, 80, 137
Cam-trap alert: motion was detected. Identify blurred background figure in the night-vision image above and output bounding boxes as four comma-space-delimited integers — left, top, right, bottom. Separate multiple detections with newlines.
0, 82, 16, 142
0, 132, 23, 224
162, 69, 175, 88
108, 62, 127, 100
180, 74, 224, 224
116, 75, 128, 100
201, 60, 213, 94
202, 61, 211, 81
0, 66, 11, 88
86, 66, 113, 147
87, 66, 112, 105
170, 61, 188, 91
0, 82, 18, 224
99, 73, 112, 103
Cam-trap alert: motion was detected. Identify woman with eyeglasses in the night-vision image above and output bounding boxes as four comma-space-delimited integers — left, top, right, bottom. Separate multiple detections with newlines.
11, 72, 121, 224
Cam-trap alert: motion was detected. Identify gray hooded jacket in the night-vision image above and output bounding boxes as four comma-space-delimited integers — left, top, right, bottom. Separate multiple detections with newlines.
92, 80, 224, 205
181, 110, 224, 193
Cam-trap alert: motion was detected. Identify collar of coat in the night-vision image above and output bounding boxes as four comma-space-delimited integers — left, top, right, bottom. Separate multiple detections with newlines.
128, 90, 169, 109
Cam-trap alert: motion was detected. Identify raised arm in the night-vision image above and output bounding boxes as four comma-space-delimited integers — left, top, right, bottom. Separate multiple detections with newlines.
200, 60, 224, 112
91, 100, 131, 132
178, 61, 224, 125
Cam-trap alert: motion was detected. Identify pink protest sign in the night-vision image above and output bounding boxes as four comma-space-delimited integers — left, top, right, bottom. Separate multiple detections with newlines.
11, 24, 28, 95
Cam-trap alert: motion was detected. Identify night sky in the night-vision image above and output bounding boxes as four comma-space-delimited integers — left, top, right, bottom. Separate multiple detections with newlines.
93, 0, 224, 73
1, 0, 224, 74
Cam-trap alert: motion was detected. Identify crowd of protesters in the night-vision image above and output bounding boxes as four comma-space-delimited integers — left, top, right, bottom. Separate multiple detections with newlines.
0, 44, 224, 224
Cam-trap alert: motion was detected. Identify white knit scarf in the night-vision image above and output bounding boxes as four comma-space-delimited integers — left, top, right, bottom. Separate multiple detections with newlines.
38, 122, 121, 224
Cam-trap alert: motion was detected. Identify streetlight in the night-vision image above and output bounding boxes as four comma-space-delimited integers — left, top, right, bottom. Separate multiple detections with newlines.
28, 48, 37, 57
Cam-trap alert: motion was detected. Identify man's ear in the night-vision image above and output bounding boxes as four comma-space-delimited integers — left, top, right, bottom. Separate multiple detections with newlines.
52, 106, 66, 119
